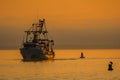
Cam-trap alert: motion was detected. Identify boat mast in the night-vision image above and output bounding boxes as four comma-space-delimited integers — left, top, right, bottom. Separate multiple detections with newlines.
23, 19, 54, 52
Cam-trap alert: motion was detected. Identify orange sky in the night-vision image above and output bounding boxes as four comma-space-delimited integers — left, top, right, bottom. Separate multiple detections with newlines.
0, 0, 120, 49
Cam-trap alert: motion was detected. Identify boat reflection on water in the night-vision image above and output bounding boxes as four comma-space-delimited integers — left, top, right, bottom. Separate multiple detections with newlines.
21, 58, 55, 63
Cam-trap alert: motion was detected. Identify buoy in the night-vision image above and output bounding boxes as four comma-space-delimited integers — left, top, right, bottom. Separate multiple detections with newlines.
80, 52, 85, 58
108, 61, 113, 71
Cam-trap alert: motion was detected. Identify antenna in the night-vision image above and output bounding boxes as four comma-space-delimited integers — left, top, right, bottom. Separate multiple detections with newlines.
36, 0, 39, 22
37, 16, 39, 21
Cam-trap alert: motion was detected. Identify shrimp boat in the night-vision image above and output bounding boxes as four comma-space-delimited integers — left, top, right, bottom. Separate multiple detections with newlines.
20, 19, 55, 61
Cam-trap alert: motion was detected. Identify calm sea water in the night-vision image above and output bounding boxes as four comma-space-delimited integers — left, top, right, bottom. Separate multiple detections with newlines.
0, 49, 120, 80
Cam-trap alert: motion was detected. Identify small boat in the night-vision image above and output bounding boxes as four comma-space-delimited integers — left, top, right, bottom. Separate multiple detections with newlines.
20, 19, 55, 61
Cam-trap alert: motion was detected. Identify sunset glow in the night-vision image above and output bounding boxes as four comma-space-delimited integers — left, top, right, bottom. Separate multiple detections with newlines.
0, 0, 120, 49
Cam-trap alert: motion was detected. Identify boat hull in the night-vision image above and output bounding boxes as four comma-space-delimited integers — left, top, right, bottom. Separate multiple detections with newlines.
20, 48, 55, 61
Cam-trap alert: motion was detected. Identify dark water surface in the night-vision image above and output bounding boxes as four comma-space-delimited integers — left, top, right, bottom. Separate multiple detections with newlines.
0, 49, 120, 80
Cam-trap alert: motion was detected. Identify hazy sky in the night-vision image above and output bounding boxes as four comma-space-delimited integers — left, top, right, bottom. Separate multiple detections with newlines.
0, 0, 120, 49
